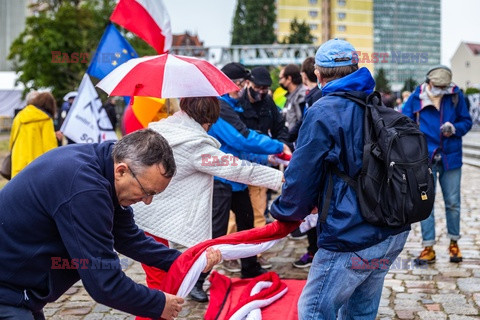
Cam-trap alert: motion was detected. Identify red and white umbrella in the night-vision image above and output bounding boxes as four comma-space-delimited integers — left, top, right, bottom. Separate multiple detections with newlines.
96, 53, 239, 98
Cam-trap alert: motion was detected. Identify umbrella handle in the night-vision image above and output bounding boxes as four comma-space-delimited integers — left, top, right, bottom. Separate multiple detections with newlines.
129, 84, 144, 106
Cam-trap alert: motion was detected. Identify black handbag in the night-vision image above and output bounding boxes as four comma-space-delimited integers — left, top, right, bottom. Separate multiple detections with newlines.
0, 126, 20, 180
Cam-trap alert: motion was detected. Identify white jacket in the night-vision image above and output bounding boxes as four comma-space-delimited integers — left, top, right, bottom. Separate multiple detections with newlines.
132, 111, 283, 247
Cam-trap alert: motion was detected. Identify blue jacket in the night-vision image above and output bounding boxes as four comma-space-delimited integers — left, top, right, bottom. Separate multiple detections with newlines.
209, 95, 284, 191
0, 142, 180, 318
402, 84, 472, 170
270, 67, 409, 252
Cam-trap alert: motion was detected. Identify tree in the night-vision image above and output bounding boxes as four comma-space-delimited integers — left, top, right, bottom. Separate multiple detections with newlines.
374, 68, 391, 93
231, 0, 276, 45
401, 77, 417, 92
282, 18, 314, 44
8, 0, 155, 101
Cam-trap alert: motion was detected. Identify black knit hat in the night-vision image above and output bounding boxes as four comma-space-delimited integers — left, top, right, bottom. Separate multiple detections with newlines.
251, 67, 272, 86
221, 62, 251, 80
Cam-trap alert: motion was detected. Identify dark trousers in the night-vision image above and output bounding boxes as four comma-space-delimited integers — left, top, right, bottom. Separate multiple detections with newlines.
307, 227, 318, 255
197, 181, 259, 285
0, 305, 44, 320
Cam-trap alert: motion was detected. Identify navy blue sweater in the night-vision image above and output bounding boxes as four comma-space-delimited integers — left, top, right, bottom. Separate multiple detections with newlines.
0, 142, 181, 318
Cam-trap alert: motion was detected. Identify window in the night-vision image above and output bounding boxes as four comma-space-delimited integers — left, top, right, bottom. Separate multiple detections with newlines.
338, 0, 346, 6
337, 25, 346, 32
338, 12, 346, 20
309, 10, 318, 18
309, 0, 318, 4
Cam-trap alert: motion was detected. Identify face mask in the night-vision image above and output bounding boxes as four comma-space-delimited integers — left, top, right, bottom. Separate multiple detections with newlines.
279, 83, 288, 91
429, 86, 449, 97
317, 80, 323, 90
249, 87, 263, 102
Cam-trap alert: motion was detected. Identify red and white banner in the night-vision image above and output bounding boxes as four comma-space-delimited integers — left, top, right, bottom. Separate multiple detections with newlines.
158, 220, 301, 297
110, 0, 172, 54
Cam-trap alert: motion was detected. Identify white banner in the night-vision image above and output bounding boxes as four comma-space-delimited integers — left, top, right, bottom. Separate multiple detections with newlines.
61, 74, 118, 143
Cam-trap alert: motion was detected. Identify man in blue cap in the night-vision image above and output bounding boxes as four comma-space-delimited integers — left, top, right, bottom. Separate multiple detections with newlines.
270, 39, 410, 318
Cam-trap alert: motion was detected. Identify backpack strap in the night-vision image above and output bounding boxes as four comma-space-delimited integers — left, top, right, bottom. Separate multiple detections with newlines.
319, 165, 357, 224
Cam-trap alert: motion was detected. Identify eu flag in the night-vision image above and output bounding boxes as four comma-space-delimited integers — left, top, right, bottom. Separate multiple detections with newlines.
87, 23, 138, 80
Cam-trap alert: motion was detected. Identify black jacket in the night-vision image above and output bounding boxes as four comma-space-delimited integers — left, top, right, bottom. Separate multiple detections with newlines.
237, 91, 289, 144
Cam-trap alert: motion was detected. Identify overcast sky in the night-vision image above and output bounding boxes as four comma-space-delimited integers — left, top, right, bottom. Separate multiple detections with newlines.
163, 0, 480, 66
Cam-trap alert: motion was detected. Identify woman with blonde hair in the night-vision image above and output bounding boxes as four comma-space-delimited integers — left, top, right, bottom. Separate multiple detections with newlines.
9, 92, 58, 178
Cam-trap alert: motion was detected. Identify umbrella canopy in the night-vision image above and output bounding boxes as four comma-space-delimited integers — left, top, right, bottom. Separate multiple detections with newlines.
122, 96, 178, 134
97, 53, 239, 98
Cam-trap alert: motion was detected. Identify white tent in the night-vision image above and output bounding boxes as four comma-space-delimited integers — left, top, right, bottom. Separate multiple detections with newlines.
0, 71, 25, 117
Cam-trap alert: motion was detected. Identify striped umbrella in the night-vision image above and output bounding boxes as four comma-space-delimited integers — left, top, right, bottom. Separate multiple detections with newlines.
97, 53, 239, 98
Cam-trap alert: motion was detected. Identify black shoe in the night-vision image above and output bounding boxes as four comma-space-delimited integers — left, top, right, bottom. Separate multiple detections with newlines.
241, 265, 268, 279
189, 286, 208, 302
288, 228, 307, 240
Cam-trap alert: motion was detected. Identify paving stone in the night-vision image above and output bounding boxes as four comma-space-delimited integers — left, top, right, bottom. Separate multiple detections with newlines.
457, 277, 480, 292
395, 310, 415, 319
425, 303, 442, 311
416, 311, 448, 320
83, 314, 105, 320
449, 316, 480, 320
442, 303, 478, 315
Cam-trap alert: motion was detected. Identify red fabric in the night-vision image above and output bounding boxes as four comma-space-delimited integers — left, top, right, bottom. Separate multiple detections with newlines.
123, 104, 144, 134
159, 220, 301, 295
110, 0, 168, 54
225, 272, 286, 319
206, 271, 305, 320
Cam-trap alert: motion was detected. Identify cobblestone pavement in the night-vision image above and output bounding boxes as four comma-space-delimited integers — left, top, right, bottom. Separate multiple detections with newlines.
44, 164, 480, 319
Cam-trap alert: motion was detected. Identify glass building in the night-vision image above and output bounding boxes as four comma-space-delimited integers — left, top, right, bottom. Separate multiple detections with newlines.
373, 0, 441, 90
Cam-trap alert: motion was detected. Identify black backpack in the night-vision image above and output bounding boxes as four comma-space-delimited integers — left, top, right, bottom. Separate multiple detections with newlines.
319, 91, 434, 228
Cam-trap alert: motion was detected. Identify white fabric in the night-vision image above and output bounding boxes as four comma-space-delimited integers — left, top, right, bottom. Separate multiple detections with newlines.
230, 281, 288, 320
299, 213, 318, 233
96, 55, 158, 94
176, 239, 282, 297
132, 111, 283, 247
61, 74, 117, 143
162, 55, 220, 98
135, 0, 172, 52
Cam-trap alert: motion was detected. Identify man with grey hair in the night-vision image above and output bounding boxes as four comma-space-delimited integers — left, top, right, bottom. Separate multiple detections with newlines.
270, 39, 410, 319
0, 128, 221, 320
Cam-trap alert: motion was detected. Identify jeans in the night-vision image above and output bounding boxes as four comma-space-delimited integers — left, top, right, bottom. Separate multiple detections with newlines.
298, 230, 409, 320
420, 163, 461, 246
0, 304, 44, 320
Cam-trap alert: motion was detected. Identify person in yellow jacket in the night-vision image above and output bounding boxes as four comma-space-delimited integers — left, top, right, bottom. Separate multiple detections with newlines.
10, 92, 58, 178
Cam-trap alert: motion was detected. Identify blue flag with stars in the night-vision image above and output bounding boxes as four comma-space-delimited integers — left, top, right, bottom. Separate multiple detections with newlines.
87, 23, 138, 80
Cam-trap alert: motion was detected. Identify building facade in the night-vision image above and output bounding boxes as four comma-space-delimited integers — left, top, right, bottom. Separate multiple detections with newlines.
373, 0, 441, 89
275, 0, 441, 90
276, 0, 374, 73
0, 0, 29, 71
451, 42, 480, 90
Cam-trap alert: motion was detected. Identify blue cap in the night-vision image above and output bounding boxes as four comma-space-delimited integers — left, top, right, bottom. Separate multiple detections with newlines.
315, 38, 356, 68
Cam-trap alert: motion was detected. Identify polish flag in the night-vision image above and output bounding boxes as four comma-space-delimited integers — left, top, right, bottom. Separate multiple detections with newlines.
158, 220, 301, 297
110, 0, 172, 54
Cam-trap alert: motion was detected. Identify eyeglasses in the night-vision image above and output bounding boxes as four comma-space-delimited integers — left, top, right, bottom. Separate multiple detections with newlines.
128, 165, 159, 198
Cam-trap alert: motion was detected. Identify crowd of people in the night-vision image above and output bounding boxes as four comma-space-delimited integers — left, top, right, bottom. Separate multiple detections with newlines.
0, 38, 473, 319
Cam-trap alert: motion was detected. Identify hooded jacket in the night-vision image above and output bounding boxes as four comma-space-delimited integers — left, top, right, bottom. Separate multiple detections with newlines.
133, 111, 283, 247
270, 68, 409, 252
9, 104, 58, 177
0, 142, 180, 318
209, 96, 284, 191
402, 84, 472, 170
